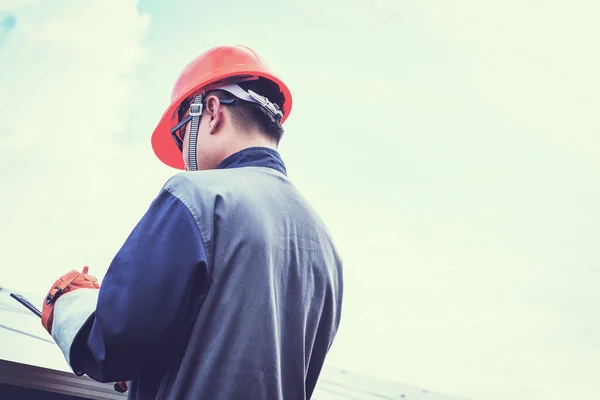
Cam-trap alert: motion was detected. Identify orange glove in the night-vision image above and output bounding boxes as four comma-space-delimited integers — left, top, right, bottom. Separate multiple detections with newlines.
42, 267, 100, 335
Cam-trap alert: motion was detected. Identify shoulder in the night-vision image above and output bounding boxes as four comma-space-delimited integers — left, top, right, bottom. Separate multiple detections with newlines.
154, 172, 218, 224
160, 170, 231, 206
163, 168, 288, 199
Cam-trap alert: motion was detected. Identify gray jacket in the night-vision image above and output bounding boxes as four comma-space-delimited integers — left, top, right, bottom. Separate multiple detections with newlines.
69, 148, 344, 400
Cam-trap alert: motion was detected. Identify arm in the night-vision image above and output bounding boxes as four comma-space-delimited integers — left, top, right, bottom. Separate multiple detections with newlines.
51, 176, 209, 383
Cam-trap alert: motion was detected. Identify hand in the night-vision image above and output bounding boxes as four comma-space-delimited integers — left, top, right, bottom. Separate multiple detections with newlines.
114, 381, 129, 393
41, 267, 100, 335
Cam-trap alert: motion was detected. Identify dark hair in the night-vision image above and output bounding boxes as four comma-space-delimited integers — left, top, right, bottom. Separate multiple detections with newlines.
206, 77, 286, 144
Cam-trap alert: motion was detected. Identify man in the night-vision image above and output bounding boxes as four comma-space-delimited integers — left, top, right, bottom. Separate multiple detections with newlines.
40, 45, 344, 399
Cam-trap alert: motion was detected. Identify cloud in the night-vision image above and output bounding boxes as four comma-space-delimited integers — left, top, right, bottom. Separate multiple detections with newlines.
0, 14, 16, 46
0, 0, 166, 294
0, 14, 16, 29
422, 0, 600, 161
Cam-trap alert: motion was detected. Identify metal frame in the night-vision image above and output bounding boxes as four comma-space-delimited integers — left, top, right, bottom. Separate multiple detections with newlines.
0, 359, 126, 400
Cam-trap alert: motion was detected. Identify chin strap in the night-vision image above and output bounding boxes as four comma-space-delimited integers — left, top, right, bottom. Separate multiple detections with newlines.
187, 94, 203, 171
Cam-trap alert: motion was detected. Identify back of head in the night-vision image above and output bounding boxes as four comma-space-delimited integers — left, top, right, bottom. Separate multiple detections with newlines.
206, 77, 286, 145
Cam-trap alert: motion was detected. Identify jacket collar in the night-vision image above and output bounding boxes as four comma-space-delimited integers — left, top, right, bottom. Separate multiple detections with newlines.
216, 147, 287, 176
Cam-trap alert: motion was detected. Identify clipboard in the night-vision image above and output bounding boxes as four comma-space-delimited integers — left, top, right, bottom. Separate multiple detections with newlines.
10, 293, 42, 318
9, 291, 129, 393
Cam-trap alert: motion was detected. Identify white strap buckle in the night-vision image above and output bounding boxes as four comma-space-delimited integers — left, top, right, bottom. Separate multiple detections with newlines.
189, 94, 204, 117
189, 102, 203, 117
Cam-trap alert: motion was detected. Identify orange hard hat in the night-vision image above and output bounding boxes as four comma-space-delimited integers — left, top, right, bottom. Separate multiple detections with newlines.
151, 45, 293, 170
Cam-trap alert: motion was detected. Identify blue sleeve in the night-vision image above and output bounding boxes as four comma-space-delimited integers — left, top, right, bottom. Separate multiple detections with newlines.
70, 180, 209, 382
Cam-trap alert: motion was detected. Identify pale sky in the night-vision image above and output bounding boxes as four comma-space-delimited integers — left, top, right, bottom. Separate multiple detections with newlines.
1, 1, 599, 399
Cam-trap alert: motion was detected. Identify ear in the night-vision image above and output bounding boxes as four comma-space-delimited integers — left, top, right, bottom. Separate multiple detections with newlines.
204, 95, 223, 135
